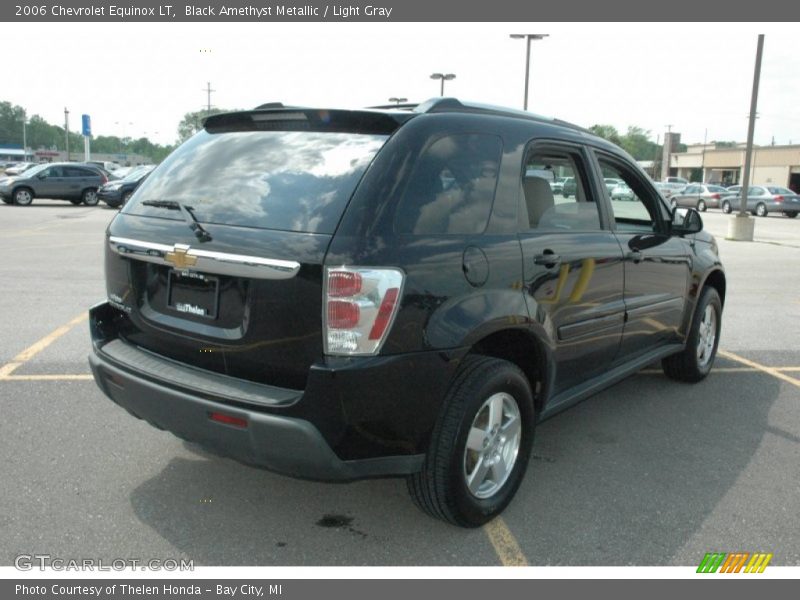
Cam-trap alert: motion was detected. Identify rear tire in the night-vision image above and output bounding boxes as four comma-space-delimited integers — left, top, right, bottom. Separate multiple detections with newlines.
721, 200, 732, 214
407, 355, 535, 527
82, 188, 99, 206
697, 199, 707, 212
784, 212, 798, 219
755, 203, 767, 217
662, 287, 722, 383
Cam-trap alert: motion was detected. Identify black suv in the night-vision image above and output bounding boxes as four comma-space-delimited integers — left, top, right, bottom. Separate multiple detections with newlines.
89, 99, 725, 527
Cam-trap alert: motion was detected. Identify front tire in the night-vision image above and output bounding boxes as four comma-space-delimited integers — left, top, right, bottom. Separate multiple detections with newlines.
407, 355, 535, 527
13, 188, 33, 206
662, 287, 722, 382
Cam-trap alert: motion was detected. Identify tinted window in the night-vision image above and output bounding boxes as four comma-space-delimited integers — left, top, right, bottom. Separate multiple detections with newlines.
394, 134, 502, 235
598, 158, 659, 232
65, 167, 96, 177
521, 148, 600, 231
125, 130, 388, 234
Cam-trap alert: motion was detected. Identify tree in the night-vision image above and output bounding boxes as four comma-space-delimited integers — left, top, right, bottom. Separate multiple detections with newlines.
589, 124, 622, 146
177, 108, 231, 143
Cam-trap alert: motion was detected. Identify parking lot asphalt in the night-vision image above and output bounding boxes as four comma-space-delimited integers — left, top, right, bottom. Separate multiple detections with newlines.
1, 202, 798, 567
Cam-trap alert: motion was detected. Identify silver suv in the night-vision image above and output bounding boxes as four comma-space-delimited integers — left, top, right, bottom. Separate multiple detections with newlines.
0, 162, 107, 206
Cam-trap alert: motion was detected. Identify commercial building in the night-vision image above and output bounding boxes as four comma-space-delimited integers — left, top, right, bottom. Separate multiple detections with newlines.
669, 143, 800, 191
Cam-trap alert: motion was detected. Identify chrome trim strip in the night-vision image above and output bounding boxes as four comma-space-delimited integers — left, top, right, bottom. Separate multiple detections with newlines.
108, 236, 301, 280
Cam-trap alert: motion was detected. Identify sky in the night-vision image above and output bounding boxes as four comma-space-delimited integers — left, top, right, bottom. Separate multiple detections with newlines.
2, 22, 798, 148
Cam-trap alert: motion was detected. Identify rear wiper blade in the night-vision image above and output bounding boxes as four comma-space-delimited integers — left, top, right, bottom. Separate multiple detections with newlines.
141, 200, 212, 242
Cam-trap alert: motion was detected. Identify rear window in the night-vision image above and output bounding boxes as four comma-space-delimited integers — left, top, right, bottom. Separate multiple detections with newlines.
124, 130, 388, 234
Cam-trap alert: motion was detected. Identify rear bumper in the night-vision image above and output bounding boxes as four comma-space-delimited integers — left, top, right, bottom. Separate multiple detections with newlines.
87, 302, 460, 481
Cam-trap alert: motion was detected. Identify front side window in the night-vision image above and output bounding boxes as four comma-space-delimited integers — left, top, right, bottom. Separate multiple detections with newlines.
394, 134, 502, 235
597, 157, 660, 233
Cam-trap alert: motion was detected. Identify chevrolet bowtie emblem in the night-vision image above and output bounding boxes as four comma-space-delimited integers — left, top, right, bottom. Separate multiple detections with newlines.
165, 245, 197, 269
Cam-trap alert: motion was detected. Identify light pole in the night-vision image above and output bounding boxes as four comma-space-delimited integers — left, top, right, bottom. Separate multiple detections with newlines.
430, 73, 456, 97
389, 97, 408, 105
64, 107, 70, 162
509, 33, 548, 111
115, 121, 133, 154
19, 111, 27, 161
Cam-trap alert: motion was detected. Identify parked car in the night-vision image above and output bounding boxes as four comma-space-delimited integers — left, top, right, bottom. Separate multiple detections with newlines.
722, 185, 800, 217
4, 162, 37, 176
610, 181, 635, 201
604, 177, 624, 193
669, 184, 728, 211
0, 162, 108, 206
561, 176, 577, 198
549, 176, 567, 194
87, 160, 122, 173
88, 98, 725, 527
97, 165, 154, 208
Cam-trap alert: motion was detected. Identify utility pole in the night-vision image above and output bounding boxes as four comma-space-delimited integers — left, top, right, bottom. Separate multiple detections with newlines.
728, 34, 764, 242
701, 128, 707, 182
661, 125, 673, 181
64, 107, 70, 162
203, 82, 215, 114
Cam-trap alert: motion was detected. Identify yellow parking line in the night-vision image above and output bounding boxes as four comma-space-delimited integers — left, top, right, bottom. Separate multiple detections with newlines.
718, 350, 800, 389
483, 517, 528, 566
0, 313, 88, 380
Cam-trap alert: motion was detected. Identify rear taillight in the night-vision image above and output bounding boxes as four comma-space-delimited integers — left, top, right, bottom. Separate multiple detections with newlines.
101, 175, 108, 184
324, 267, 404, 355
774, 195, 784, 202
710, 193, 720, 200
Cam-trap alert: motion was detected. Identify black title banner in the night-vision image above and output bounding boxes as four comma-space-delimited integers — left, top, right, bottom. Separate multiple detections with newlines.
1, 0, 796, 22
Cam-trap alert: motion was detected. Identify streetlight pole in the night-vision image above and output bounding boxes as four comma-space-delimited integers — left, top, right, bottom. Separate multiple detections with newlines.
430, 73, 456, 97
509, 34, 548, 111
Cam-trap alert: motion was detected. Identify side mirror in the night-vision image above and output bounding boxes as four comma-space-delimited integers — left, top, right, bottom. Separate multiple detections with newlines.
671, 206, 703, 235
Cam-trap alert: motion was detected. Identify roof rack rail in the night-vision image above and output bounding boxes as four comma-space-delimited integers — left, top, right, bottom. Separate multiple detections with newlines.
254, 102, 286, 109
403, 97, 590, 134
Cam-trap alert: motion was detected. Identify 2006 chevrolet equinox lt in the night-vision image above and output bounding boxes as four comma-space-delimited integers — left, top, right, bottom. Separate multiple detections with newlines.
89, 98, 725, 527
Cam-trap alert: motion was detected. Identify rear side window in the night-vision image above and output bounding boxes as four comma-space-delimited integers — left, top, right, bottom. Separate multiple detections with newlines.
124, 130, 388, 234
394, 134, 502, 235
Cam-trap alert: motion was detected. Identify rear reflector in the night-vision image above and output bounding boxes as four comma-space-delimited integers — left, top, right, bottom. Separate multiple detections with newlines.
209, 412, 248, 428
369, 288, 400, 340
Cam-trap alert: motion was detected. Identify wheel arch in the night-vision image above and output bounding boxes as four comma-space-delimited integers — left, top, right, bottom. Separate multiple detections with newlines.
468, 327, 551, 416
